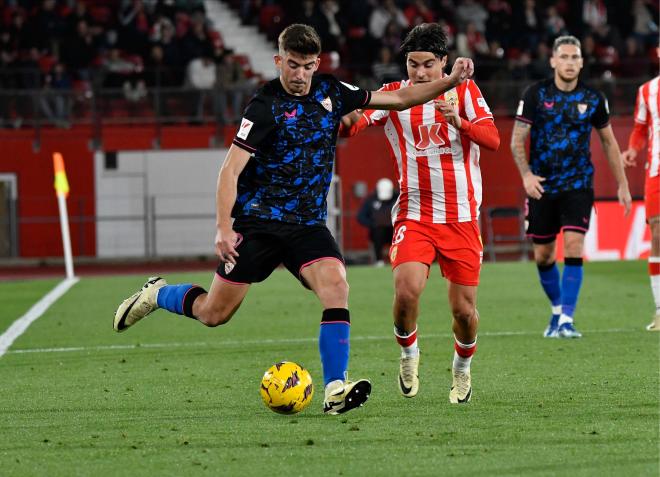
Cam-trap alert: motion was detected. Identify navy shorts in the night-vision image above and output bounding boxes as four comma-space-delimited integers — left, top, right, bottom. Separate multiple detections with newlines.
525, 188, 594, 244
216, 217, 344, 287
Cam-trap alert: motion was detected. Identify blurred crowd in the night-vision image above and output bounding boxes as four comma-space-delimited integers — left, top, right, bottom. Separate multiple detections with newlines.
0, 0, 658, 127
237, 0, 659, 87
0, 0, 255, 127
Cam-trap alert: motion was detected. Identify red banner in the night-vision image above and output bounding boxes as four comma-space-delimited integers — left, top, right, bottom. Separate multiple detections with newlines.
556, 200, 651, 261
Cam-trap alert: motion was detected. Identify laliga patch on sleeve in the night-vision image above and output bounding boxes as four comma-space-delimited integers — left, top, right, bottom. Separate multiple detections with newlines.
477, 97, 491, 114
236, 118, 254, 140
340, 81, 360, 91
516, 100, 524, 116
604, 99, 610, 114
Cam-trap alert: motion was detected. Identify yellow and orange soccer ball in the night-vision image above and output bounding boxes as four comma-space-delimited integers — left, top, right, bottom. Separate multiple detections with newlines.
260, 361, 314, 414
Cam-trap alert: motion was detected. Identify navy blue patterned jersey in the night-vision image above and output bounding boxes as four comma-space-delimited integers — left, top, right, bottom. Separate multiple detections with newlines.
231, 74, 371, 225
516, 78, 610, 193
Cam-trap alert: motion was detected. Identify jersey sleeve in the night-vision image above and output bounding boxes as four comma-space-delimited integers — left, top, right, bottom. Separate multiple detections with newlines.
336, 78, 372, 115
361, 82, 398, 126
515, 84, 537, 125
591, 91, 610, 129
633, 84, 648, 125
338, 109, 389, 137
232, 95, 276, 154
461, 80, 494, 124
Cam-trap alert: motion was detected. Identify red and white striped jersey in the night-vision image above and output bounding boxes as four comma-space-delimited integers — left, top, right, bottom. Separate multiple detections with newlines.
364, 78, 493, 224
633, 76, 660, 178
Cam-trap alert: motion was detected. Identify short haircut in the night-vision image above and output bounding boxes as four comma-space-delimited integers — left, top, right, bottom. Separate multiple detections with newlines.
552, 35, 581, 53
400, 23, 448, 58
278, 24, 321, 56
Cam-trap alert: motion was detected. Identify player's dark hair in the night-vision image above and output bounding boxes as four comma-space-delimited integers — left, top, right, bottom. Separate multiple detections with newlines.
400, 23, 448, 59
278, 24, 322, 56
552, 35, 581, 53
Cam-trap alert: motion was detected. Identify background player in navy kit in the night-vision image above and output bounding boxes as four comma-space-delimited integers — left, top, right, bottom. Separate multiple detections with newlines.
113, 24, 474, 415
510, 35, 632, 339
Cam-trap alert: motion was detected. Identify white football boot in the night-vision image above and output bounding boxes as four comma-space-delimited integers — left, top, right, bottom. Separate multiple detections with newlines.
449, 369, 472, 404
113, 277, 167, 332
323, 379, 371, 415
398, 354, 419, 398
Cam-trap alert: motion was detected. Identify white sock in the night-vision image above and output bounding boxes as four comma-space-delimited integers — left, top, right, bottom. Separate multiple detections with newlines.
552, 305, 562, 316
650, 257, 660, 313
558, 313, 573, 326
395, 326, 419, 358
453, 352, 472, 373
452, 337, 476, 373
651, 276, 660, 313
401, 342, 419, 358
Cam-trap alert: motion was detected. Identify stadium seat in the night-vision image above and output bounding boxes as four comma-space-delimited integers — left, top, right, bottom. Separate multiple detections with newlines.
258, 4, 284, 41
483, 206, 529, 262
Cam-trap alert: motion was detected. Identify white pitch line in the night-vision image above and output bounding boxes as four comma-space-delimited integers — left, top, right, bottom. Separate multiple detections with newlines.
0, 278, 79, 357
4, 327, 638, 356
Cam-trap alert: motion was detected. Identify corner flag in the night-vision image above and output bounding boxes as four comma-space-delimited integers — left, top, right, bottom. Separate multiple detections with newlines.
53, 152, 70, 197
52, 152, 75, 279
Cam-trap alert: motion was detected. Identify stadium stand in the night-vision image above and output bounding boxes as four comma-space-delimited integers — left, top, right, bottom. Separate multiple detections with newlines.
0, 0, 657, 129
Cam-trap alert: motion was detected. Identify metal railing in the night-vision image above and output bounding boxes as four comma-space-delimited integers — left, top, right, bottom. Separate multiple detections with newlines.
0, 63, 653, 137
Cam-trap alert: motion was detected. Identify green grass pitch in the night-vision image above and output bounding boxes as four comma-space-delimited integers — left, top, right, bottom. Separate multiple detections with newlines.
0, 261, 658, 476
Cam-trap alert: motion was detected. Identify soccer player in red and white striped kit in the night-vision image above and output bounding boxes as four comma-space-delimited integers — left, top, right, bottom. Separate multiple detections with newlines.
622, 46, 660, 331
340, 23, 499, 403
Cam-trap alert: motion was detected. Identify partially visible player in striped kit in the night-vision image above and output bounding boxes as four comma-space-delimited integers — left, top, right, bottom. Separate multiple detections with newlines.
622, 46, 660, 331
340, 23, 500, 403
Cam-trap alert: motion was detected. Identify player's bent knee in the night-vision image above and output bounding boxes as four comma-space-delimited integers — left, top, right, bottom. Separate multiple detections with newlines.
451, 305, 475, 324
395, 283, 423, 307
318, 277, 349, 303
450, 296, 476, 323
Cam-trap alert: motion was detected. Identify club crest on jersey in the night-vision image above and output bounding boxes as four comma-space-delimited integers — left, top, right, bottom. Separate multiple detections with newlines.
224, 262, 235, 274
444, 88, 458, 106
320, 96, 332, 112
416, 123, 445, 149
577, 103, 588, 114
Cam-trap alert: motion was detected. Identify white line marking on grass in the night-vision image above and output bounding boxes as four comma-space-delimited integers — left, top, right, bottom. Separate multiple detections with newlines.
4, 327, 637, 355
0, 278, 79, 358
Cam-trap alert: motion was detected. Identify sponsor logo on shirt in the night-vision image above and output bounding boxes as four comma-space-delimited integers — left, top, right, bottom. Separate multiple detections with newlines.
284, 108, 297, 120
416, 123, 446, 149
413, 146, 453, 156
236, 118, 254, 140
320, 96, 333, 112
543, 101, 554, 109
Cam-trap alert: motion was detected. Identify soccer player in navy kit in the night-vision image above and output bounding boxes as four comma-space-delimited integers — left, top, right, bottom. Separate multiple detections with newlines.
511, 35, 632, 339
113, 24, 474, 414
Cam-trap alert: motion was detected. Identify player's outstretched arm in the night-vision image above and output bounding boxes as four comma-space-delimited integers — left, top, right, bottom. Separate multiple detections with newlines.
367, 57, 474, 111
510, 120, 545, 199
596, 125, 632, 216
216, 145, 251, 263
